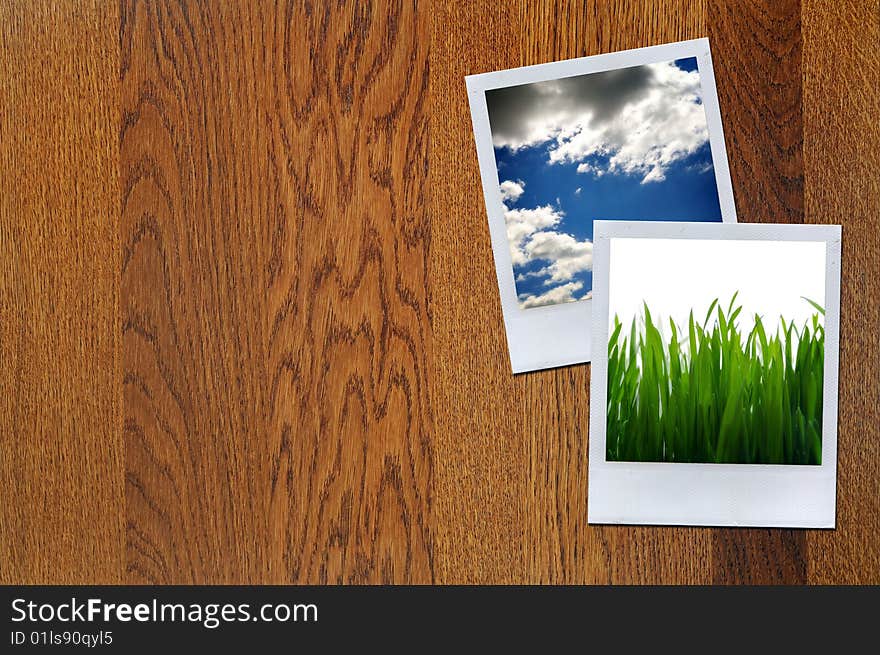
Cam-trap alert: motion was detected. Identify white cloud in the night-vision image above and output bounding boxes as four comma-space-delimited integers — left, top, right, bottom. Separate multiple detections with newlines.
519, 281, 584, 309
516, 269, 547, 283
524, 231, 593, 283
504, 204, 592, 282
576, 162, 604, 177
501, 181, 589, 281
502, 191, 592, 309
687, 160, 714, 174
504, 205, 564, 265
499, 179, 525, 203
487, 61, 709, 184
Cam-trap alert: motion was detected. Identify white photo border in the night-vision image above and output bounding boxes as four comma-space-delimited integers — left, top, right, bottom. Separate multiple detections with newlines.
588, 221, 842, 528
466, 38, 737, 373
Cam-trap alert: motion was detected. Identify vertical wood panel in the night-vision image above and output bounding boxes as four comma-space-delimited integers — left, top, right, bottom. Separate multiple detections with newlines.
120, 0, 273, 583
708, 0, 803, 223
0, 1, 124, 583
429, 0, 528, 583
803, 0, 880, 584
266, 1, 434, 583
707, 0, 807, 584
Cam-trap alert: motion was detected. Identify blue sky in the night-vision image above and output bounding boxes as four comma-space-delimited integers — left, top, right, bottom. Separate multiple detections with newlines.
486, 57, 723, 308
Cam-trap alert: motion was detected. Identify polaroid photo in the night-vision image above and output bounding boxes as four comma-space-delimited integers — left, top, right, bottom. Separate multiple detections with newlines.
466, 38, 737, 373
588, 221, 841, 528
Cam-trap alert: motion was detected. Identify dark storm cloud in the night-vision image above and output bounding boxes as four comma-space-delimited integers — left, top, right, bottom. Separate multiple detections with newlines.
485, 64, 655, 148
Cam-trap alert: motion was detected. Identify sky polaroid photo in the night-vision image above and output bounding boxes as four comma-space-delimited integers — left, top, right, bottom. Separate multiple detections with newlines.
466, 38, 736, 373
588, 221, 842, 528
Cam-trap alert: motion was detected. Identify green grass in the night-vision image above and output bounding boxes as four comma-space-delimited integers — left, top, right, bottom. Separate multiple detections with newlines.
606, 294, 824, 465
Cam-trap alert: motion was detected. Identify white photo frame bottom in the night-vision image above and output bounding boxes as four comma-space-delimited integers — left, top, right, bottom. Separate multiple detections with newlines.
588, 221, 841, 528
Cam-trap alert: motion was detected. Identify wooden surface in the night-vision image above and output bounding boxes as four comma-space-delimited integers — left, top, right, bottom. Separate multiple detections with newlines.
1, 0, 878, 584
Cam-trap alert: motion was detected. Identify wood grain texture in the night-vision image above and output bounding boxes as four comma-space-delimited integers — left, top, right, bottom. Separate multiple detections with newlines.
120, 0, 274, 583
1, 0, 879, 584
430, 0, 528, 584
803, 0, 880, 584
709, 0, 804, 224
0, 0, 124, 584
269, 0, 434, 583
707, 0, 807, 584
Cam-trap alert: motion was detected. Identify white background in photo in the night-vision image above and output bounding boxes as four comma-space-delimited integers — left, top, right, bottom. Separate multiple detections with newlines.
608, 238, 827, 334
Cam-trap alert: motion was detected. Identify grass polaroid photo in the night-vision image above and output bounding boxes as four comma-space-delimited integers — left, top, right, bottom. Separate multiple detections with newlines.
466, 38, 736, 373
588, 221, 841, 528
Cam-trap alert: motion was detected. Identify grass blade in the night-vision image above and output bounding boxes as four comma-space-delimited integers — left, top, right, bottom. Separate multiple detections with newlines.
606, 294, 824, 465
